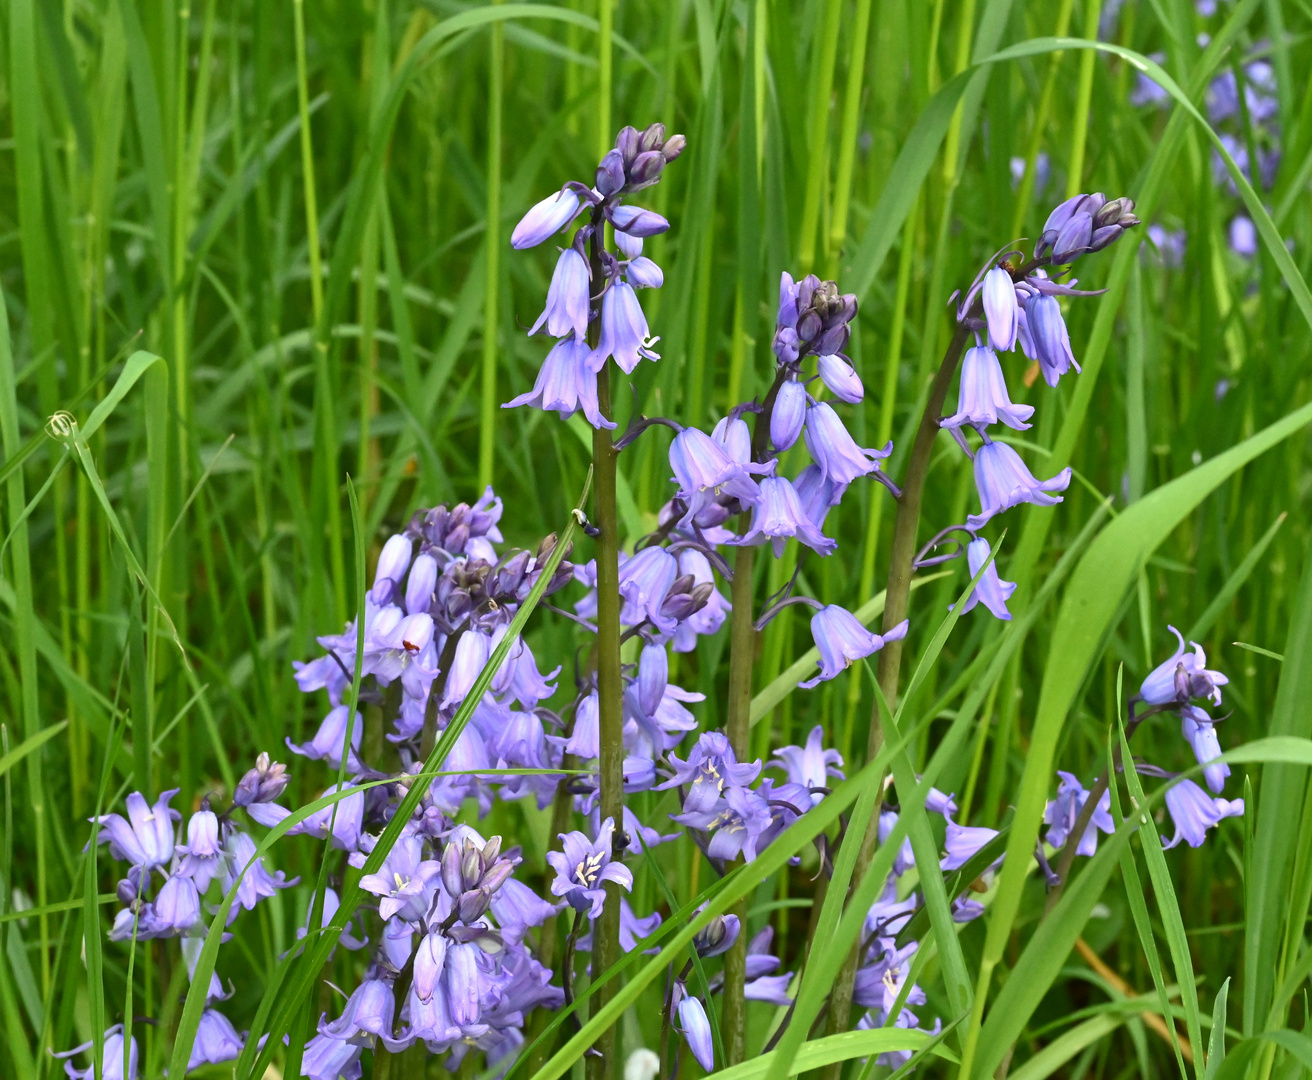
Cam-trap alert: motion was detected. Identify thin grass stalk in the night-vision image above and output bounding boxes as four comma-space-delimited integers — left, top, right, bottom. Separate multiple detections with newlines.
1064, 0, 1104, 198
797, 0, 843, 273
826, 0, 874, 278
479, 12, 504, 490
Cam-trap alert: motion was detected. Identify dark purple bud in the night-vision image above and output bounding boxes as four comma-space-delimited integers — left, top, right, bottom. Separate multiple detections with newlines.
1088, 225, 1123, 252
615, 125, 642, 164
1094, 196, 1135, 228
596, 149, 626, 197
480, 859, 516, 896
640, 122, 666, 152
628, 150, 666, 188
1051, 211, 1093, 262
608, 204, 670, 238
457, 888, 492, 923
694, 913, 741, 958
813, 322, 850, 357
460, 842, 482, 889
796, 310, 822, 343
233, 752, 290, 806
494, 550, 531, 598
661, 134, 687, 161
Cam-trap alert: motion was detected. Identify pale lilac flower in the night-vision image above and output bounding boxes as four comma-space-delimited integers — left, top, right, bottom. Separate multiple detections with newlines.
441, 629, 490, 710
817, 354, 864, 402
793, 463, 846, 531
286, 705, 364, 773
1140, 625, 1229, 707
1164, 779, 1244, 848
177, 809, 223, 891
982, 267, 1018, 352
1043, 771, 1114, 856
369, 534, 413, 604
772, 725, 844, 805
953, 538, 1017, 621
592, 281, 659, 373
771, 378, 807, 450
800, 607, 909, 689
1182, 706, 1230, 794
320, 977, 396, 1040
636, 640, 668, 717
53, 1026, 138, 1080
966, 440, 1071, 530
803, 403, 891, 485
625, 255, 664, 288
220, 829, 295, 914
188, 1009, 243, 1070
491, 878, 562, 945
671, 549, 730, 651
941, 819, 1000, 871
608, 204, 670, 237
511, 189, 582, 249
300, 1033, 364, 1080
530, 247, 590, 337
405, 552, 438, 615
676, 994, 714, 1071
668, 426, 766, 526
504, 335, 614, 430
94, 789, 179, 870
359, 834, 441, 922
657, 731, 762, 812
546, 817, 633, 918
154, 874, 201, 932
290, 783, 365, 851
1027, 294, 1081, 387
941, 346, 1034, 431
879, 811, 915, 876
730, 475, 836, 557
618, 546, 680, 633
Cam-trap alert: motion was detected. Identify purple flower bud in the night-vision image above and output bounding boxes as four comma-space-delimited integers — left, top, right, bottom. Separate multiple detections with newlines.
637, 640, 668, 717
506, 334, 615, 430
405, 552, 438, 616
595, 149, 626, 196
625, 255, 664, 289
413, 931, 448, 1002
952, 538, 1018, 621
771, 379, 807, 450
615, 230, 643, 258
234, 753, 290, 806
1164, 778, 1244, 848
628, 149, 666, 188
1027, 295, 1080, 388
1051, 211, 1093, 262
982, 267, 1019, 352
188, 1009, 243, 1070
941, 345, 1033, 431
511, 189, 582, 250
530, 247, 591, 338
803, 402, 891, 485
800, 607, 909, 689
966, 440, 1071, 530
591, 281, 659, 374
694, 914, 740, 958
817, 354, 863, 403
640, 122, 666, 152
662, 133, 687, 160
1182, 706, 1229, 794
676, 995, 715, 1071
941, 818, 1000, 871
370, 534, 413, 604
1041, 193, 1092, 238
608, 204, 670, 238
615, 125, 642, 163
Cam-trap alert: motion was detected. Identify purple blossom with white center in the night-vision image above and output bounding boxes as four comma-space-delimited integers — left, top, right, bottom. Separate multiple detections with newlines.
803, 402, 892, 485
729, 475, 837, 557
510, 189, 583, 249
966, 439, 1072, 530
953, 537, 1018, 621
1027, 294, 1081, 387
772, 725, 844, 806
657, 731, 762, 813
771, 378, 807, 450
1140, 625, 1229, 707
545, 817, 633, 918
1163, 779, 1244, 849
941, 345, 1034, 431
591, 280, 659, 374
53, 1026, 139, 1080
672, 785, 774, 861
359, 834, 441, 922
1043, 771, 1114, 856
941, 818, 1000, 872
1182, 706, 1230, 794
93, 789, 179, 870
286, 705, 364, 773
800, 606, 909, 689
188, 1009, 244, 1070
982, 266, 1019, 352
817, 354, 864, 402
530, 247, 590, 338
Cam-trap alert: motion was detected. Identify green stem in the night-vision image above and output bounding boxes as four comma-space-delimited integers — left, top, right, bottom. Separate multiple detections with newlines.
479, 13, 503, 489
587, 224, 625, 1078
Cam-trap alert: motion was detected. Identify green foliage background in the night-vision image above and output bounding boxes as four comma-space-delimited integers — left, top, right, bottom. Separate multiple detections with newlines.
1, 0, 1312, 1077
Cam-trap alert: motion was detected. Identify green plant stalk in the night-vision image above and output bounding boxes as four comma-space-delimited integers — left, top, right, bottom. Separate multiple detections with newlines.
797, 0, 843, 272
938, 0, 977, 183
825, 0, 874, 277
587, 224, 625, 1079
479, 15, 503, 490
1064, 0, 1103, 199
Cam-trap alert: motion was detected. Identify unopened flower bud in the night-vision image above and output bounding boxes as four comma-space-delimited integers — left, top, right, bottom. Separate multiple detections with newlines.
661, 133, 687, 160
693, 913, 740, 958
627, 150, 666, 189
796, 309, 822, 342
457, 887, 492, 923
639, 122, 666, 152
1094, 196, 1135, 228
596, 149, 626, 197
233, 753, 290, 806
1051, 211, 1093, 262
615, 125, 642, 164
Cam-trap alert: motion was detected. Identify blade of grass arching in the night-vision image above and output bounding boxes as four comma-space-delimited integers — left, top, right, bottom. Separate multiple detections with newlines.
0, 723, 67, 781
1184, 512, 1287, 644
1005, 1014, 1126, 1080
964, 391, 1312, 1074
232, 474, 592, 1080
1205, 979, 1230, 1080
701, 1028, 950, 1080
0, 280, 50, 1000
1247, 537, 1312, 1036
1106, 706, 1190, 1080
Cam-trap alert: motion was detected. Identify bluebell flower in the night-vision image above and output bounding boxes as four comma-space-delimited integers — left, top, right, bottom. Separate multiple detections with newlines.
369, 534, 413, 605
320, 976, 397, 1041
286, 705, 364, 773
530, 247, 590, 338
412, 931, 448, 1003
359, 835, 441, 922
154, 874, 201, 933
925, 786, 959, 816
771, 378, 807, 451
953, 895, 986, 922
668, 426, 768, 526
1140, 625, 1229, 707
636, 639, 668, 717
693, 913, 740, 958
1043, 771, 1114, 856
234, 752, 291, 807
440, 629, 490, 710
220, 829, 295, 915
675, 993, 715, 1071
595, 148, 626, 196
188, 1009, 244, 1070
854, 940, 922, 1011
578, 897, 663, 953
591, 804, 679, 853
560, 689, 600, 760
607, 204, 670, 238
1182, 706, 1230, 794
1027, 294, 1081, 387
657, 731, 762, 813
94, 789, 179, 870
953, 537, 1018, 621
803, 403, 892, 485
404, 551, 438, 615
490, 878, 562, 946
511, 189, 583, 249
546, 818, 634, 918
729, 475, 837, 557
1230, 215, 1258, 258
799, 606, 909, 689
289, 783, 365, 851
294, 886, 367, 952
966, 440, 1071, 530
941, 345, 1034, 431
53, 1026, 139, 1080
618, 546, 680, 633
299, 1032, 364, 1080
982, 267, 1019, 352
772, 725, 844, 806
673, 785, 774, 861
1163, 778, 1244, 848
670, 549, 730, 651
625, 255, 664, 288
941, 818, 1000, 871
491, 634, 559, 710
177, 809, 223, 891
879, 811, 915, 876
793, 463, 847, 531
505, 335, 614, 429
817, 354, 864, 403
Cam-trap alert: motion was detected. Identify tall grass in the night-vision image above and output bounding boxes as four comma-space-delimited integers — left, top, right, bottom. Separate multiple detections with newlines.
1, 0, 1312, 1077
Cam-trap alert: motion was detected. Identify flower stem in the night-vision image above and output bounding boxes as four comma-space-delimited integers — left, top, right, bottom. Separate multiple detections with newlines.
587, 220, 625, 1077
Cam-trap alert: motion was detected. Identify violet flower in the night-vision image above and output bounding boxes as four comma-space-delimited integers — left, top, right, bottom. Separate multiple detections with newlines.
1140, 625, 1229, 707
93, 789, 180, 870
676, 994, 715, 1072
800, 606, 909, 689
511, 189, 583, 249
803, 403, 892, 486
1043, 771, 1114, 856
657, 731, 762, 813
1182, 706, 1230, 794
188, 1009, 244, 1070
771, 378, 807, 450
817, 354, 864, 403
982, 266, 1019, 352
591, 280, 659, 374
546, 817, 633, 918
941, 818, 1000, 871
1163, 778, 1244, 849
772, 725, 844, 806
729, 475, 836, 557
504, 335, 615, 430
966, 439, 1071, 530
530, 247, 590, 338
941, 345, 1034, 431
286, 705, 364, 773
1027, 294, 1081, 387
952, 537, 1017, 621
53, 1026, 139, 1080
